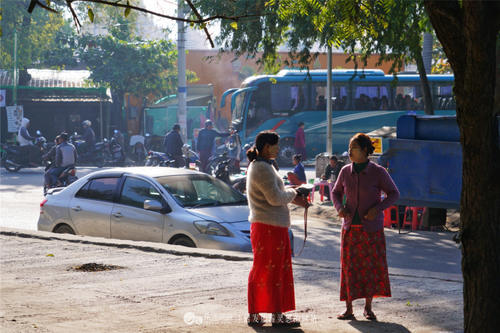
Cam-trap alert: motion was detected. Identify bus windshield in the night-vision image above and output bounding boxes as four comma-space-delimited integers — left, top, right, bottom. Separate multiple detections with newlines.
232, 91, 247, 122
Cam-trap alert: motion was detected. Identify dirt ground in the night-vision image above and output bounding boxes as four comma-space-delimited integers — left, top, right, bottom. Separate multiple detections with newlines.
0, 228, 463, 333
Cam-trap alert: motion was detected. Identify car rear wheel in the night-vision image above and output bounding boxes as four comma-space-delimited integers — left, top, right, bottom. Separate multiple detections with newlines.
54, 224, 75, 235
171, 236, 196, 248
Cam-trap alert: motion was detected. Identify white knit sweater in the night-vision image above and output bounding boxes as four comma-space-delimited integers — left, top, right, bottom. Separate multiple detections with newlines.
246, 160, 297, 228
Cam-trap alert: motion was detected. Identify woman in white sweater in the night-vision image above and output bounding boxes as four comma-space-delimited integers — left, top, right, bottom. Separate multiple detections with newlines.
246, 131, 301, 328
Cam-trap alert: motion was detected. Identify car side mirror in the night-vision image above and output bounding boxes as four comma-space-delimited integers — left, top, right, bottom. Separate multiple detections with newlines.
144, 199, 171, 214
144, 199, 163, 212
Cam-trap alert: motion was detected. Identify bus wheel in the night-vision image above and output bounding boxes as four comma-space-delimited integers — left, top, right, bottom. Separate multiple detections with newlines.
277, 138, 295, 166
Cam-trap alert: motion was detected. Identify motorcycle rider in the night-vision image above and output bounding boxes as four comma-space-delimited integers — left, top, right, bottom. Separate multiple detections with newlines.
163, 123, 184, 167
17, 117, 37, 165
47, 133, 77, 188
81, 120, 95, 153
196, 120, 229, 173
43, 135, 62, 188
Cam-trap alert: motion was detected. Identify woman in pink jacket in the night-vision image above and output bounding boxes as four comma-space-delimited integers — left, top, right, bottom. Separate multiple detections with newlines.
332, 133, 399, 321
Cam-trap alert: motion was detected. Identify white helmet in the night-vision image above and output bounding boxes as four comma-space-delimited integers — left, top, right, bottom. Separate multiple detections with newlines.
82, 120, 92, 127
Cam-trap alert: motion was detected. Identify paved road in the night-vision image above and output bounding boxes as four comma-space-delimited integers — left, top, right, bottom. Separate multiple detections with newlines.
0, 165, 462, 281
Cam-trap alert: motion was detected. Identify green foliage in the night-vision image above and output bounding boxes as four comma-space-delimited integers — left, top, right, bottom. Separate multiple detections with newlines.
0, 0, 75, 70
72, 1, 197, 100
194, 0, 435, 75
78, 34, 185, 98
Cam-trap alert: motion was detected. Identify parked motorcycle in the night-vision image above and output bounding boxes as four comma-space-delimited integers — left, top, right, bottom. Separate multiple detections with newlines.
128, 134, 147, 166
43, 161, 78, 196
213, 156, 247, 194
206, 148, 240, 176
70, 133, 109, 167
182, 144, 200, 170
144, 150, 176, 167
107, 136, 129, 166
3, 131, 50, 172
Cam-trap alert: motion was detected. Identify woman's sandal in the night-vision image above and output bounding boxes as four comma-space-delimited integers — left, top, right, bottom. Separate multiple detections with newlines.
271, 314, 301, 328
247, 314, 265, 327
363, 309, 377, 321
337, 312, 355, 320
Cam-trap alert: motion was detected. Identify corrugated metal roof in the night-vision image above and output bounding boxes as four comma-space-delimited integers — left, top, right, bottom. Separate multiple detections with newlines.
0, 69, 98, 88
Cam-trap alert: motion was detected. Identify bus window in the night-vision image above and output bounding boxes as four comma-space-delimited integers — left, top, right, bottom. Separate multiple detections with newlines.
246, 84, 271, 135
311, 83, 348, 110
271, 83, 309, 113
354, 85, 390, 111
433, 83, 455, 110
394, 84, 423, 110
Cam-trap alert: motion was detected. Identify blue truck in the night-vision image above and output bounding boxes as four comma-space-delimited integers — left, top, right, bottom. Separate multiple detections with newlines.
384, 114, 500, 227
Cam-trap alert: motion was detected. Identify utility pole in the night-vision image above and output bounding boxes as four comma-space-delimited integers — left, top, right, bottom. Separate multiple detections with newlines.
13, 29, 18, 105
177, 0, 187, 142
326, 45, 333, 156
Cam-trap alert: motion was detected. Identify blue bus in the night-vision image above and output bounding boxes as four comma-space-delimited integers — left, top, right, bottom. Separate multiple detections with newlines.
221, 69, 455, 165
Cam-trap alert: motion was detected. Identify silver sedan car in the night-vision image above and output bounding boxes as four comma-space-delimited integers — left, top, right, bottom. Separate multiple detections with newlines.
38, 167, 255, 252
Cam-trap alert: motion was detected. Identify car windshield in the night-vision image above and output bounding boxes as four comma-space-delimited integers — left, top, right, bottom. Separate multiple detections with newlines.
155, 174, 247, 208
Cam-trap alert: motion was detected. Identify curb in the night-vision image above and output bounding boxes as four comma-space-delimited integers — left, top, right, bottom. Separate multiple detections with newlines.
0, 227, 253, 262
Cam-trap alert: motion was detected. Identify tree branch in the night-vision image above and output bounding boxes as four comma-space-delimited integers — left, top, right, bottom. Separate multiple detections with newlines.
184, 0, 214, 48
27, 0, 58, 13
68, 0, 262, 24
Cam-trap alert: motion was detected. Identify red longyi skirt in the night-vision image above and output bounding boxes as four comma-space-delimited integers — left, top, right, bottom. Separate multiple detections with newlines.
248, 222, 295, 313
340, 226, 391, 302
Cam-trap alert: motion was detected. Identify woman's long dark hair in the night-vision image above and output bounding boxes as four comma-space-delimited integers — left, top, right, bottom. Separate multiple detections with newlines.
247, 131, 280, 162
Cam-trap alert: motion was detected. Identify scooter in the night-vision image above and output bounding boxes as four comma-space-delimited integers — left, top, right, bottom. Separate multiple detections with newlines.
4, 131, 50, 172
214, 157, 247, 193
182, 144, 201, 170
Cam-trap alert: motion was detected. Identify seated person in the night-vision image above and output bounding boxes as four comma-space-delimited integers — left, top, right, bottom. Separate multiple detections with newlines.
287, 154, 307, 185
316, 95, 326, 110
321, 155, 345, 200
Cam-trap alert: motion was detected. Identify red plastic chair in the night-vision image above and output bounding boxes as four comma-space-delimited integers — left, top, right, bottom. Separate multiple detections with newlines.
383, 205, 399, 228
402, 206, 425, 230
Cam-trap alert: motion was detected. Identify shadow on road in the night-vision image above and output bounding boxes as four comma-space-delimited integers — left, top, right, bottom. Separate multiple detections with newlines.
349, 320, 411, 332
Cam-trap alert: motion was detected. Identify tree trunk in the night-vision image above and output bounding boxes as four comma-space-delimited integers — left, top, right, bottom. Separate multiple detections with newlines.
415, 52, 434, 115
424, 1, 500, 332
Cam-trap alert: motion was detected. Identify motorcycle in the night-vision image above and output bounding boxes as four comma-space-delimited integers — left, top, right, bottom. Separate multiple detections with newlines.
144, 150, 176, 167
206, 147, 240, 176
4, 130, 50, 172
70, 133, 109, 167
107, 136, 129, 166
43, 161, 78, 196
213, 156, 247, 194
128, 134, 148, 166
182, 144, 200, 170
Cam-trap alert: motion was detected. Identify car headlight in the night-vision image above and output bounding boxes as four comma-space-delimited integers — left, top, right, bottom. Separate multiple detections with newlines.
193, 221, 231, 237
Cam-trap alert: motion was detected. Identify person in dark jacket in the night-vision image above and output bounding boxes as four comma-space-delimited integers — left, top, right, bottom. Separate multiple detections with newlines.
196, 120, 229, 173
321, 155, 345, 200
48, 133, 77, 187
163, 124, 184, 167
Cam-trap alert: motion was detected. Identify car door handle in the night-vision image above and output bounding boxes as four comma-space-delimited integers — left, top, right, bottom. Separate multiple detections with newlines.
113, 212, 123, 218
71, 206, 82, 212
